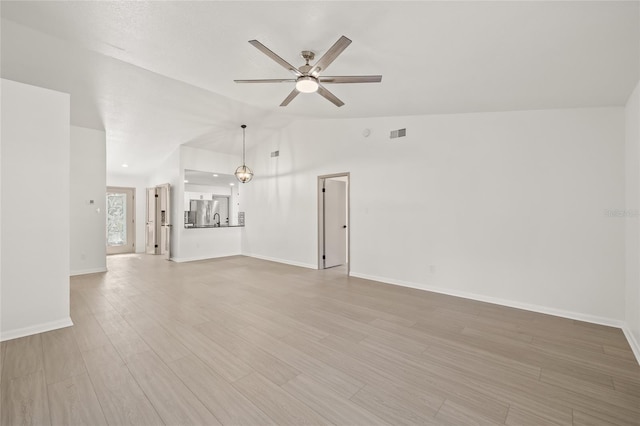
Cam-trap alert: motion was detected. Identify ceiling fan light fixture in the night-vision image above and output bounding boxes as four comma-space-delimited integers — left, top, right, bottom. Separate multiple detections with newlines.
237, 36, 381, 106
295, 76, 319, 93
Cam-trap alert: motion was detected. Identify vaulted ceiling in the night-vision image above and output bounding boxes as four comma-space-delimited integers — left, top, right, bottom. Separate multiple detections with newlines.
1, 1, 638, 176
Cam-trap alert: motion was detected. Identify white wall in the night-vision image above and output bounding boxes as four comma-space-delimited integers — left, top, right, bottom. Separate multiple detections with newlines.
243, 107, 626, 324
174, 146, 242, 262
70, 126, 106, 275
625, 81, 640, 359
1, 79, 72, 340
107, 147, 243, 261
181, 146, 241, 177
106, 174, 147, 253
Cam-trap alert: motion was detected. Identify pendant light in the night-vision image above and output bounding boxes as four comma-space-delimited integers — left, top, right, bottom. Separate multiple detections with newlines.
234, 124, 253, 183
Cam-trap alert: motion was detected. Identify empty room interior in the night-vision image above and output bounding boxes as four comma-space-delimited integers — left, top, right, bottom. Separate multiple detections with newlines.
2, 1, 640, 425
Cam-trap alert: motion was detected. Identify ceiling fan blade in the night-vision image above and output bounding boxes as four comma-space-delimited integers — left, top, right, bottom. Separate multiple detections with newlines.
319, 75, 383, 84
248, 40, 302, 77
316, 85, 344, 107
309, 35, 352, 76
280, 88, 300, 107
234, 79, 296, 83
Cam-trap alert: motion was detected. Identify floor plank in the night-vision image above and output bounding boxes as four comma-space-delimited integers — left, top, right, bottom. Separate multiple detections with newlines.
106, 328, 151, 360
162, 322, 254, 382
321, 333, 510, 423
1, 334, 44, 383
572, 409, 629, 426
435, 399, 503, 425
1, 370, 51, 426
71, 313, 112, 352
237, 325, 365, 399
233, 371, 333, 426
133, 325, 191, 363
41, 327, 86, 385
280, 330, 447, 415
81, 341, 125, 373
87, 363, 164, 426
93, 309, 136, 336
126, 350, 221, 425
350, 384, 442, 425
195, 320, 301, 385
505, 404, 571, 426
282, 373, 390, 425
168, 355, 275, 425
47, 373, 108, 426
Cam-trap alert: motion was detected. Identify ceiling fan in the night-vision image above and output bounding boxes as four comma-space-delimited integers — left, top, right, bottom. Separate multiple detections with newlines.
234, 35, 382, 107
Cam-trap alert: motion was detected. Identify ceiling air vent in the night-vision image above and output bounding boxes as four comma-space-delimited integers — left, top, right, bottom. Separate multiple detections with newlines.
390, 128, 407, 139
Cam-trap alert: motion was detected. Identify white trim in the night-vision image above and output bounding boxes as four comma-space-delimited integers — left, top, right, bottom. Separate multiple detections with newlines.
170, 253, 242, 263
622, 326, 640, 365
0, 317, 74, 342
246, 254, 317, 270
349, 271, 625, 329
70, 267, 107, 276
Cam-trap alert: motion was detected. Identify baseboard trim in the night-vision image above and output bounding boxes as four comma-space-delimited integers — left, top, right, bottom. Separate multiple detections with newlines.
246, 254, 317, 270
621, 326, 640, 364
355, 268, 640, 365
349, 272, 625, 329
70, 267, 107, 276
170, 253, 241, 263
0, 317, 74, 342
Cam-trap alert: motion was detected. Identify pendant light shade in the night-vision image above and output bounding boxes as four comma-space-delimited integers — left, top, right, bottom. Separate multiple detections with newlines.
234, 164, 253, 183
235, 124, 253, 183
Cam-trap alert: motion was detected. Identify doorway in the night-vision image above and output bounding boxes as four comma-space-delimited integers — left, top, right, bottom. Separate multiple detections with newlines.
146, 183, 171, 259
318, 173, 349, 271
106, 187, 135, 254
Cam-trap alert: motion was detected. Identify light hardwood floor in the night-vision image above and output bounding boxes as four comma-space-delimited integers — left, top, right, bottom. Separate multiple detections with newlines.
1, 254, 639, 425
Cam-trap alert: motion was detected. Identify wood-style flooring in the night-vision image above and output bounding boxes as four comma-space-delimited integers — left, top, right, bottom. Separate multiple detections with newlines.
1, 254, 639, 425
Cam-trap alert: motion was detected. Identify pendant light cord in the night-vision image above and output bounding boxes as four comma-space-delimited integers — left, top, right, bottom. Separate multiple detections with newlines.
241, 124, 247, 166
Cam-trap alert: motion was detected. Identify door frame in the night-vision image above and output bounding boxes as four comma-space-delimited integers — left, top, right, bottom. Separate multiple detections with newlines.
106, 186, 136, 255
146, 184, 172, 259
156, 183, 171, 260
317, 172, 350, 272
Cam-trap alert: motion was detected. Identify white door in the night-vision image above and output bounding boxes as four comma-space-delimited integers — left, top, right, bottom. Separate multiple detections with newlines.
146, 184, 171, 258
157, 183, 171, 259
323, 179, 347, 268
106, 187, 135, 254
146, 187, 157, 254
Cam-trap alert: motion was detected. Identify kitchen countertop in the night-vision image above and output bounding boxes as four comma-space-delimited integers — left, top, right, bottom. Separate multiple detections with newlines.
184, 224, 244, 229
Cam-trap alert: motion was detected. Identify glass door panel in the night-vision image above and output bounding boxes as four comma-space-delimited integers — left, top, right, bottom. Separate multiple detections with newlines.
106, 187, 135, 254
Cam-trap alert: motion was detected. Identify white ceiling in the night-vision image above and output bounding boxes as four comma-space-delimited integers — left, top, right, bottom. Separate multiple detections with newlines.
1, 1, 638, 176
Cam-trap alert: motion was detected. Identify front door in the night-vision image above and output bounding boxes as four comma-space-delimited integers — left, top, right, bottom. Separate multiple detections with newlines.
106, 187, 135, 254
